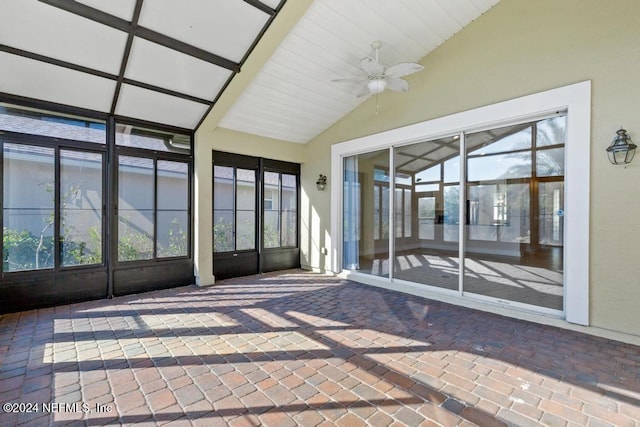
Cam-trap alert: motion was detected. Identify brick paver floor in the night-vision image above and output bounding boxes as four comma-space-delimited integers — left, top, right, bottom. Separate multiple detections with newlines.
1, 270, 640, 426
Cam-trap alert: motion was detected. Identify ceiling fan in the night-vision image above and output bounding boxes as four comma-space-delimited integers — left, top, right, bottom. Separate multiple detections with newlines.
333, 41, 424, 97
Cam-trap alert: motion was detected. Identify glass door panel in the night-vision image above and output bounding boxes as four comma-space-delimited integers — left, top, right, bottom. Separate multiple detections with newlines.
212, 160, 259, 279
463, 119, 564, 310
392, 136, 460, 290
418, 196, 435, 240
343, 149, 389, 277
539, 181, 564, 246
212, 166, 257, 252
236, 168, 256, 251
213, 165, 235, 252
263, 171, 280, 249
281, 173, 297, 247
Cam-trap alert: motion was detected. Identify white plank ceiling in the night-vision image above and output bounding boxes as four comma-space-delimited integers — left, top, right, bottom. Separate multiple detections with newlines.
219, 0, 501, 143
1, 0, 499, 137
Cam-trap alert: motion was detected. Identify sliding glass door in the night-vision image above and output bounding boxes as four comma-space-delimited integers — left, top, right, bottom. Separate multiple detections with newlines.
463, 117, 564, 309
342, 114, 566, 312
392, 136, 460, 290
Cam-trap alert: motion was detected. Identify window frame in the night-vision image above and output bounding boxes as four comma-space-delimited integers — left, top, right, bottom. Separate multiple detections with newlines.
115, 144, 192, 264
262, 168, 300, 250
212, 163, 259, 254
1, 132, 107, 274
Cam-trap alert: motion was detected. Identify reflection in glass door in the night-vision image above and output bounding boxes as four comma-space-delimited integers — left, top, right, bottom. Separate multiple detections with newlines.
418, 196, 436, 240
343, 149, 390, 277
463, 117, 565, 310
392, 136, 460, 290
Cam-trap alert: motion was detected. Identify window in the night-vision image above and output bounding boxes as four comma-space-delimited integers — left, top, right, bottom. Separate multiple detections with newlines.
343, 116, 566, 308
3, 143, 56, 271
213, 166, 257, 253
2, 143, 104, 272
394, 187, 412, 238
118, 156, 154, 261
263, 171, 280, 248
236, 168, 257, 251
118, 156, 190, 261
418, 196, 436, 240
373, 183, 389, 240
343, 149, 389, 276
116, 124, 190, 153
373, 168, 390, 240
492, 191, 508, 224
281, 173, 297, 247
0, 103, 105, 144
116, 124, 191, 262
60, 150, 103, 266
264, 171, 298, 248
157, 161, 189, 257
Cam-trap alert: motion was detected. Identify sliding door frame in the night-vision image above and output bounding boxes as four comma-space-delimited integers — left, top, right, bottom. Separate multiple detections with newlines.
331, 81, 591, 325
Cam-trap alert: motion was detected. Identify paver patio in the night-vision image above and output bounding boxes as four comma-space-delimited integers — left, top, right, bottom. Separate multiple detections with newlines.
1, 270, 639, 426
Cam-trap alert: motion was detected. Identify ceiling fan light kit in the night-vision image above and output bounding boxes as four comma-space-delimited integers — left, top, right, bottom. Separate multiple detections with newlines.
367, 79, 387, 94
333, 41, 424, 97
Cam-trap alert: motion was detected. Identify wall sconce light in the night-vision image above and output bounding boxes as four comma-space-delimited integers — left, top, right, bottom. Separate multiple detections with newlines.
606, 128, 637, 165
316, 174, 327, 191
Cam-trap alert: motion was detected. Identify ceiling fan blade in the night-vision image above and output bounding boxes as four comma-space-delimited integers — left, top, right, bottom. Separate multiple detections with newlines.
386, 77, 410, 92
384, 62, 424, 78
331, 76, 368, 83
360, 56, 385, 76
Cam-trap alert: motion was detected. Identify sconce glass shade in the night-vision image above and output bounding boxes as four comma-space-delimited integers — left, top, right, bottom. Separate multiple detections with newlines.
316, 174, 327, 191
367, 79, 387, 94
606, 128, 637, 165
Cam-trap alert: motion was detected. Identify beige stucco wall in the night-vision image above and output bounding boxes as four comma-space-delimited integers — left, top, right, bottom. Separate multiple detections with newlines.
303, 0, 640, 336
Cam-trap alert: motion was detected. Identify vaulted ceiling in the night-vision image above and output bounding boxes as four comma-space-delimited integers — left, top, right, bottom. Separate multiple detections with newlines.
1, 0, 500, 141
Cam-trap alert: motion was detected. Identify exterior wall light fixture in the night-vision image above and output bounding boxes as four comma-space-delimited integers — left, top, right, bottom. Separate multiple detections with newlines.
606, 128, 636, 165
316, 174, 327, 191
